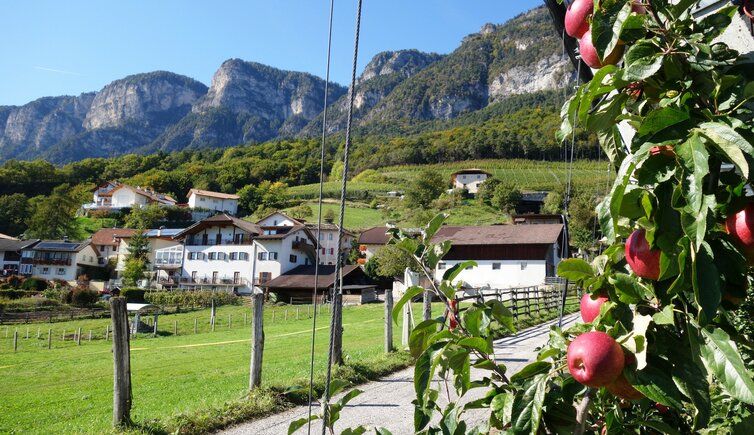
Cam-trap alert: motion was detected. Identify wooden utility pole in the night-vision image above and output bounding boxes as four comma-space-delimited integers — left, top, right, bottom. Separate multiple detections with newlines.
423, 290, 432, 321
110, 298, 132, 427
384, 289, 394, 353
249, 290, 264, 389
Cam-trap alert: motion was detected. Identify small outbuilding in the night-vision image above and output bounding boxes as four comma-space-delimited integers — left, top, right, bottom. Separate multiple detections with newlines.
263, 265, 377, 305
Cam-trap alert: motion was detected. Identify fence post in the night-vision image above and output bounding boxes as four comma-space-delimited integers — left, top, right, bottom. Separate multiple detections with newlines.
76, 328, 81, 346
285, 309, 288, 321
229, 314, 232, 328
402, 301, 412, 349
37, 328, 41, 340
13, 330, 18, 352
88, 330, 92, 341
47, 329, 52, 349
62, 329, 65, 341
511, 290, 518, 320
174, 321, 177, 336
194, 318, 197, 334
385, 289, 394, 353
249, 291, 264, 389
210, 300, 216, 331
25, 327, 29, 339
244, 312, 247, 326
296, 307, 300, 320
152, 315, 158, 337
422, 290, 432, 321
110, 298, 132, 427
106, 325, 110, 341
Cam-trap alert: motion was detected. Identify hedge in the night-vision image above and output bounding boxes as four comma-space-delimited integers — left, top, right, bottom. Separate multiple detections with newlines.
121, 288, 147, 303
145, 290, 240, 307
0, 289, 39, 300
20, 278, 48, 291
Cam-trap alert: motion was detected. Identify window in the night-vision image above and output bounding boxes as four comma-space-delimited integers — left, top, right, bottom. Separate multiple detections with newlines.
258, 252, 267, 261
492, 263, 501, 270
319, 233, 324, 240
230, 252, 238, 260
200, 197, 206, 202
321, 248, 326, 255
290, 254, 297, 263
520, 262, 528, 270
189, 252, 205, 260
208, 252, 217, 260
99, 246, 106, 252
269, 252, 278, 260
217, 252, 226, 260
259, 272, 271, 284
239, 252, 249, 261
41, 267, 50, 275
437, 262, 446, 270
329, 248, 334, 255
57, 268, 65, 275
328, 233, 333, 241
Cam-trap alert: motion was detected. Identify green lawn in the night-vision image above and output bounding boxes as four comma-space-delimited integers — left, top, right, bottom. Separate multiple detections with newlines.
74, 216, 119, 238
0, 303, 411, 434
287, 201, 384, 231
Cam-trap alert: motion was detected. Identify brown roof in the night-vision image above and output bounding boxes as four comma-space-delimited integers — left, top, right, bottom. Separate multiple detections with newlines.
91, 228, 137, 246
432, 224, 564, 246
263, 265, 368, 290
108, 184, 176, 204
0, 232, 17, 240
254, 211, 303, 226
188, 189, 240, 200
451, 168, 492, 176
256, 225, 305, 240
358, 227, 390, 245
175, 213, 263, 238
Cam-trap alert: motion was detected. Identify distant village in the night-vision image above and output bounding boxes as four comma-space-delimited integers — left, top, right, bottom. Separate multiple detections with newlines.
0, 170, 566, 303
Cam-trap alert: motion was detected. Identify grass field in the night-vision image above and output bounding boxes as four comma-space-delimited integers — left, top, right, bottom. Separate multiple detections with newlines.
0, 303, 412, 434
285, 201, 384, 231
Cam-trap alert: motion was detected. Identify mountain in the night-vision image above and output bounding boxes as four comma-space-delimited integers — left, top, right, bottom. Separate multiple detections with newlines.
0, 6, 570, 164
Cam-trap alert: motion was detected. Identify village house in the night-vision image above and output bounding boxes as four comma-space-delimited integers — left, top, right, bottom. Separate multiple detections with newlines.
430, 224, 564, 289
451, 169, 492, 194
256, 212, 354, 265
187, 188, 240, 215
19, 240, 104, 282
113, 228, 184, 288
82, 181, 177, 211
263, 264, 377, 305
91, 228, 137, 261
173, 213, 317, 294
356, 226, 422, 261
0, 238, 40, 275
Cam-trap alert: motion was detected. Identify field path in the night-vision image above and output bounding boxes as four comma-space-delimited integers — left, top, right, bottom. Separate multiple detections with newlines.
220, 313, 579, 435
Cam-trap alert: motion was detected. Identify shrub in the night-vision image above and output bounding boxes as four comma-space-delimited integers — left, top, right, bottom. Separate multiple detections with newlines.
49, 278, 70, 290
0, 289, 37, 300
121, 288, 148, 303
0, 297, 60, 312
20, 277, 48, 291
70, 288, 99, 307
43, 288, 71, 303
144, 290, 240, 307
6, 275, 24, 288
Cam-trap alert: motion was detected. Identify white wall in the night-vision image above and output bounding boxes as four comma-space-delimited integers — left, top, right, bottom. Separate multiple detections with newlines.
434, 259, 547, 289
315, 229, 352, 265
453, 173, 488, 194
257, 213, 298, 227
112, 188, 147, 208
189, 194, 238, 215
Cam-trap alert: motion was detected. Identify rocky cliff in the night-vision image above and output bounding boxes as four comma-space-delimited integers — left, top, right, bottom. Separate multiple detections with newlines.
0, 6, 570, 163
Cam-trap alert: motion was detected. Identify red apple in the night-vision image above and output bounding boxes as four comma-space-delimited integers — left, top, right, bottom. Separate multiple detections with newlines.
625, 229, 661, 280
567, 331, 625, 387
579, 30, 625, 69
565, 0, 593, 38
726, 203, 754, 263
649, 145, 675, 157
655, 403, 669, 414
448, 299, 458, 331
580, 292, 609, 323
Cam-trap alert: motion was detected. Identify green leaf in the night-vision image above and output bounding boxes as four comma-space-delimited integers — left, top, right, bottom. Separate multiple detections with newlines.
699, 7, 736, 42
676, 133, 709, 216
442, 260, 477, 283
458, 337, 492, 354
511, 374, 547, 435
641, 420, 681, 435
578, 65, 619, 126
625, 365, 685, 409
556, 258, 594, 281
414, 341, 447, 407
624, 42, 664, 81
424, 212, 447, 242
392, 285, 424, 325
592, 0, 632, 62
586, 93, 629, 132
596, 125, 628, 172
691, 242, 721, 324
489, 300, 516, 333
638, 107, 690, 138
288, 415, 319, 435
672, 358, 711, 430
699, 327, 754, 404
491, 392, 514, 427
510, 361, 551, 383
341, 428, 367, 435
328, 379, 351, 397
374, 428, 393, 435
652, 305, 675, 326
409, 320, 441, 358
698, 122, 752, 177
608, 273, 643, 304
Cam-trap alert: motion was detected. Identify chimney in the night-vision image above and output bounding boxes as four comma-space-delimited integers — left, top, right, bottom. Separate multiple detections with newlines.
157, 226, 165, 237
63, 235, 69, 242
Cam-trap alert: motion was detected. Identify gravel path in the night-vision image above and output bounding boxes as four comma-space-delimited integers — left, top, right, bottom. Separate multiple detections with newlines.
220, 313, 579, 435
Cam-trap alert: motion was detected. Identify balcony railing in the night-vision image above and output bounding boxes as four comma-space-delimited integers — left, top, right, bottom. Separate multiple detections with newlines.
178, 276, 249, 286
185, 238, 252, 246
32, 258, 72, 266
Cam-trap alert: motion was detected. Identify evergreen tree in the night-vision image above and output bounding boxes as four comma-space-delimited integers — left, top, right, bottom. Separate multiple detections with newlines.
25, 185, 79, 239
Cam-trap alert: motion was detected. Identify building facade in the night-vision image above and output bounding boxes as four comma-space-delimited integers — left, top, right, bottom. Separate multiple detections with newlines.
20, 240, 103, 282
187, 189, 239, 215
451, 169, 492, 194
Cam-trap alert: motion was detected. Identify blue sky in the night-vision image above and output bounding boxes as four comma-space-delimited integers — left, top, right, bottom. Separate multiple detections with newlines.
1, 1, 543, 106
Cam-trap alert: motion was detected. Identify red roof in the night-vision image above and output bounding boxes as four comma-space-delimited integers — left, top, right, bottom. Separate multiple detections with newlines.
91, 228, 138, 246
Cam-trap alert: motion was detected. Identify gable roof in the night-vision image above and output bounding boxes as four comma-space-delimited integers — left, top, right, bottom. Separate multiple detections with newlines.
432, 224, 564, 246
174, 213, 263, 238
0, 239, 39, 252
254, 211, 303, 226
358, 227, 390, 245
108, 184, 176, 204
451, 169, 492, 176
91, 228, 138, 246
188, 189, 240, 200
0, 232, 17, 240
263, 265, 369, 290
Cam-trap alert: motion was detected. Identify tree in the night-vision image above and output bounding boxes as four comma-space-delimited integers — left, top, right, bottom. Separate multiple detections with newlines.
541, 189, 564, 214
287, 204, 313, 220
329, 161, 344, 182
371, 244, 416, 279
124, 204, 167, 230
25, 185, 79, 239
491, 181, 522, 214
476, 177, 501, 206
405, 169, 445, 209
324, 208, 336, 224
122, 231, 150, 286
238, 181, 290, 216
0, 194, 30, 236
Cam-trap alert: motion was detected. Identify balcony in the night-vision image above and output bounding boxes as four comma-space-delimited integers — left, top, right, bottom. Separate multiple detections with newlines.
185, 238, 252, 246
179, 276, 249, 286
32, 258, 72, 266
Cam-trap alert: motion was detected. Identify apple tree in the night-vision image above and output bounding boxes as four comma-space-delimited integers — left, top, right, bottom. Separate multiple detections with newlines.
389, 1, 754, 434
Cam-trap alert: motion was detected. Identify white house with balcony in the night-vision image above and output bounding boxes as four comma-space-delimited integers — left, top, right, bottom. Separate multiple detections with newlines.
256, 212, 353, 265
113, 228, 184, 288
451, 169, 492, 194
187, 189, 239, 215
173, 213, 318, 294
19, 240, 104, 283
83, 182, 177, 212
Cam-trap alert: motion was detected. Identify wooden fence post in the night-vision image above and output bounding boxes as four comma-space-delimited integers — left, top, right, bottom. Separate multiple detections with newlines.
385, 289, 394, 353
88, 330, 92, 341
62, 329, 65, 341
105, 325, 110, 341
37, 328, 41, 340
174, 321, 177, 336
229, 314, 232, 328
194, 318, 197, 334
110, 298, 132, 427
152, 315, 158, 337
249, 291, 264, 389
296, 307, 299, 320
25, 327, 29, 339
244, 312, 247, 326
422, 290, 432, 321
47, 329, 51, 349
13, 330, 18, 352
76, 328, 81, 346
